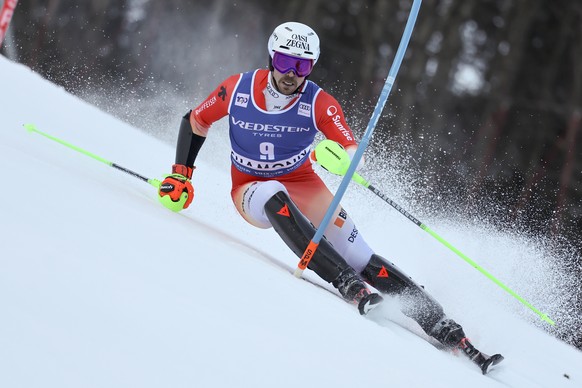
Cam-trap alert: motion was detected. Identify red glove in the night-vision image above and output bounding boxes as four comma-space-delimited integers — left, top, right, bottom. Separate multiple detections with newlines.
159, 164, 194, 210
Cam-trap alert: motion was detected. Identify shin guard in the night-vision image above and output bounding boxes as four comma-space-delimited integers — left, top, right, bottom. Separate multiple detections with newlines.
264, 191, 351, 283
362, 254, 445, 333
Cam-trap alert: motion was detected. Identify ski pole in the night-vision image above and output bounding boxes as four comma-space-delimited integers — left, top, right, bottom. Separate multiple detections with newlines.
312, 139, 556, 326
23, 124, 161, 189
0, 0, 19, 47
294, 0, 422, 278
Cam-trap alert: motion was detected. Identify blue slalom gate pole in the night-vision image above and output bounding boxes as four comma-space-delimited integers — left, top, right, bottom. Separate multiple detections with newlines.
294, 0, 423, 277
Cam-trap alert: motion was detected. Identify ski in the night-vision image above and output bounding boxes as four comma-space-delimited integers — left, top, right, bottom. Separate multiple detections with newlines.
460, 339, 504, 374
476, 353, 504, 375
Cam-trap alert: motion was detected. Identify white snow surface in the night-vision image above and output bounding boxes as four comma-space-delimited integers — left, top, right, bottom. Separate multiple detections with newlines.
1, 55, 581, 388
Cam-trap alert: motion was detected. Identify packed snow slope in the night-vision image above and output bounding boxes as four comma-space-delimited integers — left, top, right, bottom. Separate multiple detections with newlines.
1, 55, 581, 388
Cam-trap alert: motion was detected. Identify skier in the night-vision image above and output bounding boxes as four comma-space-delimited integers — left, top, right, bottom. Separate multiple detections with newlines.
158, 22, 502, 373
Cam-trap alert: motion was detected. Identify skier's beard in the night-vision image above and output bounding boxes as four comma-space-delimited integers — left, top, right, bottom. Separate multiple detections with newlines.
273, 73, 303, 95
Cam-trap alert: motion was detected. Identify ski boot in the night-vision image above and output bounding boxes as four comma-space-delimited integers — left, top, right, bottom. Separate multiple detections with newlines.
333, 268, 384, 315
430, 318, 504, 374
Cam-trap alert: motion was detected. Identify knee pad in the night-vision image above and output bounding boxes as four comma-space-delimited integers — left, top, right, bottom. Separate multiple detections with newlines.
241, 180, 288, 229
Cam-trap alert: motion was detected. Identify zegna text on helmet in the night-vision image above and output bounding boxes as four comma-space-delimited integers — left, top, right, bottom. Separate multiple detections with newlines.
327, 105, 353, 141
286, 34, 311, 51
231, 116, 310, 137
274, 33, 311, 52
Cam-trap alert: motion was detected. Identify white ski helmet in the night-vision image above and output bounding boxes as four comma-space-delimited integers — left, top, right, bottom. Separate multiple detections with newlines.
267, 22, 320, 64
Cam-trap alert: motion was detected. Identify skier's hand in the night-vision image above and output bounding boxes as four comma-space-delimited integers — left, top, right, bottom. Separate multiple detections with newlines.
344, 144, 365, 170
311, 140, 364, 175
158, 164, 194, 212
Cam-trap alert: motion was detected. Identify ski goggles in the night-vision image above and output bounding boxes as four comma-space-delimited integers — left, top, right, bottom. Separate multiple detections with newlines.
272, 52, 313, 77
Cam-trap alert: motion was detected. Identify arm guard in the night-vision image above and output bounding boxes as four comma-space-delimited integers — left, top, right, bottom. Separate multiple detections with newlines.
175, 110, 206, 167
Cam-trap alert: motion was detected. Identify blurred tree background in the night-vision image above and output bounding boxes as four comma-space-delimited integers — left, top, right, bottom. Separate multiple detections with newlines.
2, 0, 581, 345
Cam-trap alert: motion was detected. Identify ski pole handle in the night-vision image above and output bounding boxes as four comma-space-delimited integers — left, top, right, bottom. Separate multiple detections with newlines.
23, 124, 161, 189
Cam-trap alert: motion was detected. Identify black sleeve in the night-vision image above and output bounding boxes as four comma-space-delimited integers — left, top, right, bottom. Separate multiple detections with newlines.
175, 110, 206, 167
